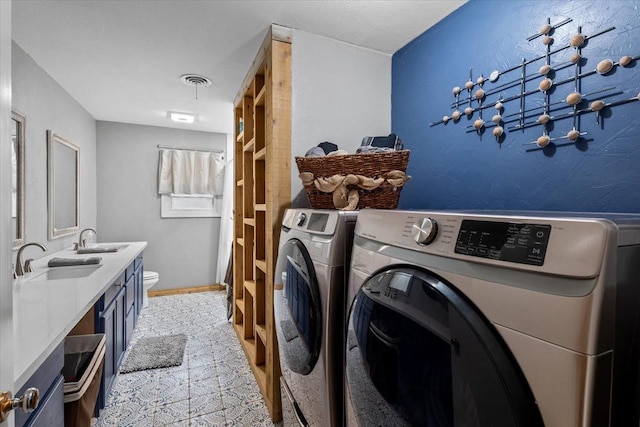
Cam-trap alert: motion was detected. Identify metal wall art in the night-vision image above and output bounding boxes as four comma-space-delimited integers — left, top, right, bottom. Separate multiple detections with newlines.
430, 17, 639, 151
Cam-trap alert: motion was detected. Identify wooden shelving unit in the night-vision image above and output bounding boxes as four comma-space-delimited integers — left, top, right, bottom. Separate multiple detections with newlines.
232, 24, 292, 422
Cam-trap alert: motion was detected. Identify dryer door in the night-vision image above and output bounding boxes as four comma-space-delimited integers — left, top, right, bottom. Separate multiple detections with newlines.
345, 267, 544, 427
274, 238, 322, 375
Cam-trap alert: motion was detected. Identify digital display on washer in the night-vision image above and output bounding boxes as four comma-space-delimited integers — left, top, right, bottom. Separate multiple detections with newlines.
455, 220, 551, 266
307, 213, 329, 232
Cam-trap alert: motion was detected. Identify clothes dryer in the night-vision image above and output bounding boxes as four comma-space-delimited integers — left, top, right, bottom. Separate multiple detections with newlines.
345, 209, 640, 427
275, 209, 357, 426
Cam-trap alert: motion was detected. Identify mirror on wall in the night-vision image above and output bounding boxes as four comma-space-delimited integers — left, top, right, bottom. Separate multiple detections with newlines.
47, 130, 79, 239
11, 110, 25, 247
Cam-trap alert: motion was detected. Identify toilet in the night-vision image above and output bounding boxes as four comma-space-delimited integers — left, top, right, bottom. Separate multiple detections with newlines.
142, 270, 159, 308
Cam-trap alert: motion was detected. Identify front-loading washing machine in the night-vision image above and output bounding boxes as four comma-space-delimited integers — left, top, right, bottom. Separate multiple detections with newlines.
345, 209, 640, 427
275, 208, 357, 426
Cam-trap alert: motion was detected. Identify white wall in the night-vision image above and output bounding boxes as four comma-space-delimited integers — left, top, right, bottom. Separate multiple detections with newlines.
12, 41, 97, 255
96, 121, 226, 290
291, 29, 392, 203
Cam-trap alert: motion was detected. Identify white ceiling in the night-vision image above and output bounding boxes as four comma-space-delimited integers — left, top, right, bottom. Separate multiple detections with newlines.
12, 0, 466, 135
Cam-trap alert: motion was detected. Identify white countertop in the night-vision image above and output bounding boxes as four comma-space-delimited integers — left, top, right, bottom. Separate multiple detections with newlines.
12, 241, 147, 390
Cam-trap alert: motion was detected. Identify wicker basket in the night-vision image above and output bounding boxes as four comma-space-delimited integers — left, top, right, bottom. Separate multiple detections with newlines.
295, 150, 410, 209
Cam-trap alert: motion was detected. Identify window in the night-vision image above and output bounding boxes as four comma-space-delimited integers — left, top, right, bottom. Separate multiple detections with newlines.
160, 194, 222, 218
157, 148, 225, 218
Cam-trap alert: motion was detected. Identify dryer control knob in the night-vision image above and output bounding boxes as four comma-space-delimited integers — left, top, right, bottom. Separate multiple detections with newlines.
412, 218, 438, 245
296, 213, 307, 227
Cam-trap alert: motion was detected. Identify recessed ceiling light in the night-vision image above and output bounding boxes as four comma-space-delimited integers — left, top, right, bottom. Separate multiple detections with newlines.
170, 112, 195, 123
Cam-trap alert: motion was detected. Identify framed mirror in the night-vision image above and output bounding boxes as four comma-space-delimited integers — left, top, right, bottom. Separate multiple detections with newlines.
47, 130, 79, 239
11, 110, 25, 247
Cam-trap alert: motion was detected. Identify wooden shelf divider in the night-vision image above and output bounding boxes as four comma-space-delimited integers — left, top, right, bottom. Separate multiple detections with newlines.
235, 299, 245, 314
244, 138, 255, 152
244, 280, 257, 297
255, 86, 266, 107
255, 259, 267, 272
255, 324, 267, 344
232, 24, 291, 423
255, 147, 266, 160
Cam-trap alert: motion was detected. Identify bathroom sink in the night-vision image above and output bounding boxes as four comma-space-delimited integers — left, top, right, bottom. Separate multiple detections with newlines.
29, 264, 102, 281
76, 243, 129, 254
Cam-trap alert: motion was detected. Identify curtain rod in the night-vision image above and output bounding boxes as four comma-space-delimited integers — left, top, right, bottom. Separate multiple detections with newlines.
157, 144, 223, 154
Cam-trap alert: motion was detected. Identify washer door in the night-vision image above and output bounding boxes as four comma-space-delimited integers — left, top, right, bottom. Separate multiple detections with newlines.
345, 267, 544, 427
274, 238, 322, 375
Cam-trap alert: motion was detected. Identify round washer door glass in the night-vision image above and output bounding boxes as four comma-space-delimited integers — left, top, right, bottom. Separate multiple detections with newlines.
274, 238, 322, 375
345, 268, 544, 427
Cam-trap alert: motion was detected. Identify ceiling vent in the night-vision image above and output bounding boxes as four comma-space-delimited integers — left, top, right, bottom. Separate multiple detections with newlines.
180, 74, 212, 100
180, 74, 212, 87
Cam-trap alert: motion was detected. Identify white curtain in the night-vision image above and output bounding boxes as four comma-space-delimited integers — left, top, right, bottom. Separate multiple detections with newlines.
158, 149, 224, 195
215, 154, 234, 284
216, 133, 234, 285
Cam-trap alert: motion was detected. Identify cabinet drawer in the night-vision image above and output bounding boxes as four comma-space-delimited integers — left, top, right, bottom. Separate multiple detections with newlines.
24, 375, 64, 427
125, 260, 136, 281
125, 255, 143, 282
125, 306, 135, 350
125, 276, 135, 311
15, 342, 64, 427
104, 273, 125, 305
96, 294, 118, 413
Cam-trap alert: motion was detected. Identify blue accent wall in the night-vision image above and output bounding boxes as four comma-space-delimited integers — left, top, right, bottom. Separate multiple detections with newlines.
393, 0, 640, 213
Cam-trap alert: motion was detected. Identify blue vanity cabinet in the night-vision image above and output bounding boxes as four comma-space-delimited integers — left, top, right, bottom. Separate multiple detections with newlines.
14, 342, 64, 427
22, 377, 64, 427
124, 272, 136, 350
95, 272, 126, 412
94, 253, 144, 413
134, 255, 144, 317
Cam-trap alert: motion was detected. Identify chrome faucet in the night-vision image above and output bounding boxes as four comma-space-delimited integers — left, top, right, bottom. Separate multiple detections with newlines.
15, 242, 47, 277
77, 228, 97, 249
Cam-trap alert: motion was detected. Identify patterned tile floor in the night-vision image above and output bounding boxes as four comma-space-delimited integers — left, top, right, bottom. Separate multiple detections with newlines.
95, 291, 277, 426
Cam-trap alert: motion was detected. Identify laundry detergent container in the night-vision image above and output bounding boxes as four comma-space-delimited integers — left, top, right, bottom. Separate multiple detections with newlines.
63, 334, 106, 427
